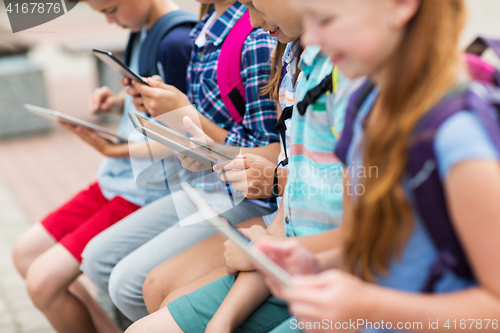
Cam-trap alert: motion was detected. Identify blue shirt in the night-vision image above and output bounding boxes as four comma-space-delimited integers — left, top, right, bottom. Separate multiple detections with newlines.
179, 2, 279, 195
345, 88, 499, 333
97, 24, 192, 207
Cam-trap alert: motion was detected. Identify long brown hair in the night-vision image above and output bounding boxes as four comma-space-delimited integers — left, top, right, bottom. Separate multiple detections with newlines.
262, 41, 302, 101
343, 0, 467, 282
199, 4, 213, 19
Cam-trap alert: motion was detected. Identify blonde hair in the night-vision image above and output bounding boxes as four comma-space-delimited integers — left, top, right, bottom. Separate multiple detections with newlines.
343, 0, 467, 282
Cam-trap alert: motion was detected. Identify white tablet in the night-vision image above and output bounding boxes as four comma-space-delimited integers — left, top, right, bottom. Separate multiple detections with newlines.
128, 112, 232, 167
25, 104, 129, 142
182, 182, 293, 287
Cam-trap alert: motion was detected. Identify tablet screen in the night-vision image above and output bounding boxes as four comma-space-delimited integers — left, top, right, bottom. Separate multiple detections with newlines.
135, 115, 232, 163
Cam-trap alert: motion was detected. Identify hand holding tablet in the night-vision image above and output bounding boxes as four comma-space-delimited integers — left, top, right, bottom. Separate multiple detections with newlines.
181, 183, 293, 288
129, 112, 232, 168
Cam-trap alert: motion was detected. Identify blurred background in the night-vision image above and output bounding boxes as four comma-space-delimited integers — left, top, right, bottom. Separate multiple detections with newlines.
0, 0, 498, 332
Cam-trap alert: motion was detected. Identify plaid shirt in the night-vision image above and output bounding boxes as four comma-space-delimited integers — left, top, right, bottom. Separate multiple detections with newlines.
181, 2, 279, 195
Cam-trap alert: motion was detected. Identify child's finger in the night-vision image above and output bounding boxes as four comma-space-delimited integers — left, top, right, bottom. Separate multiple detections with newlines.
126, 86, 141, 97
58, 121, 77, 132
219, 170, 246, 183
90, 87, 113, 112
104, 94, 120, 109
120, 77, 132, 87
149, 75, 163, 83
131, 80, 156, 96
214, 157, 248, 172
132, 95, 144, 106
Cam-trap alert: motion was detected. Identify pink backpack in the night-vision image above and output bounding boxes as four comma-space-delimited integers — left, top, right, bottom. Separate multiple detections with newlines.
217, 12, 255, 124
464, 37, 500, 85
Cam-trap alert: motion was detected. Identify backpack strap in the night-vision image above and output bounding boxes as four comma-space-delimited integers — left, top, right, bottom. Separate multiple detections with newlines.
466, 37, 500, 58
126, 10, 198, 78
217, 11, 255, 124
272, 105, 294, 197
409, 85, 500, 292
296, 72, 334, 115
334, 80, 375, 164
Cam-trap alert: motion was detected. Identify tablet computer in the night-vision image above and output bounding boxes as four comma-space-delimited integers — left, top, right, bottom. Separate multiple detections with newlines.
182, 182, 293, 287
25, 104, 129, 142
128, 112, 232, 167
93, 49, 149, 86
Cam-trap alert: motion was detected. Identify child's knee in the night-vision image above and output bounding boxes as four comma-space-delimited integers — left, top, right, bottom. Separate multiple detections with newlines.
143, 265, 172, 310
162, 285, 185, 306
80, 235, 114, 292
108, 259, 147, 320
25, 262, 63, 311
12, 226, 48, 277
12, 236, 31, 276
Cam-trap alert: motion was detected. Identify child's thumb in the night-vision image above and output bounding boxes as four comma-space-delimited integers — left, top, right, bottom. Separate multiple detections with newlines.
146, 76, 165, 88
183, 116, 204, 136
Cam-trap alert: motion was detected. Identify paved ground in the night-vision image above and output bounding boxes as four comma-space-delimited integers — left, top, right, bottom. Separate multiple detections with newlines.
0, 174, 55, 333
0, 0, 498, 332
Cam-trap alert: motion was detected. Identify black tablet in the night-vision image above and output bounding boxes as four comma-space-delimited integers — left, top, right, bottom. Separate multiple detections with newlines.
93, 49, 149, 86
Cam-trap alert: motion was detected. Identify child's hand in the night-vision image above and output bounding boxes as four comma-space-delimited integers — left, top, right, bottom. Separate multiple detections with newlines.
128, 76, 191, 117
288, 270, 368, 333
214, 154, 277, 199
224, 225, 270, 275
257, 239, 320, 275
89, 86, 124, 115
59, 121, 128, 158
176, 117, 215, 172
122, 77, 147, 112
255, 239, 320, 300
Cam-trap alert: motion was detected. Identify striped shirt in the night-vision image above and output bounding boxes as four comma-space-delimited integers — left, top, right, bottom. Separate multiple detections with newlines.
283, 45, 346, 237
262, 40, 301, 225
179, 2, 279, 195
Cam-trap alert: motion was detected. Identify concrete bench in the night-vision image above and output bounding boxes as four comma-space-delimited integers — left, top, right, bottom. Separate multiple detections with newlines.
0, 54, 51, 139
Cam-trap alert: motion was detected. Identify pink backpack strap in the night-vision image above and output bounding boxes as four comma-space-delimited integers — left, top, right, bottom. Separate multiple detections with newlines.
465, 37, 500, 86
217, 11, 255, 124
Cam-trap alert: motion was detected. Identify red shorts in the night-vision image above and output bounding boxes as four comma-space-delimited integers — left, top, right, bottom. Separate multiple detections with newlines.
41, 182, 141, 262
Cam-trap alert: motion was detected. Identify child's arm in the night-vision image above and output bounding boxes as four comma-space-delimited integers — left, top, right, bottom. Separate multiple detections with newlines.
205, 207, 285, 333
59, 123, 129, 157
205, 271, 271, 333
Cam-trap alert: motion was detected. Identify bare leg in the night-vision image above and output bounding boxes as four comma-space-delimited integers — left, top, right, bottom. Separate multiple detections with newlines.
143, 234, 225, 313
161, 265, 228, 308
125, 266, 229, 333
143, 217, 266, 313
14, 224, 121, 333
26, 243, 97, 333
69, 279, 122, 333
12, 224, 57, 277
